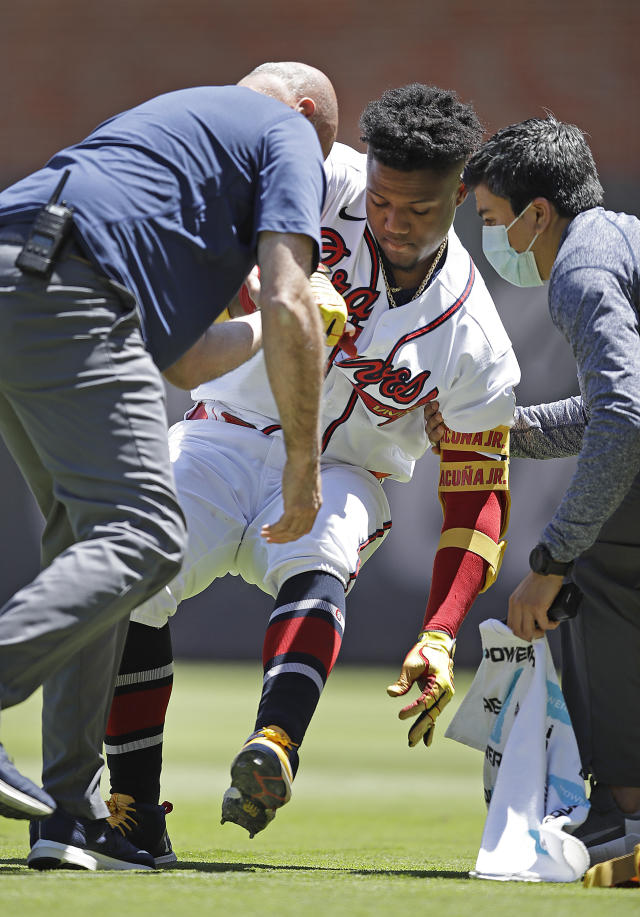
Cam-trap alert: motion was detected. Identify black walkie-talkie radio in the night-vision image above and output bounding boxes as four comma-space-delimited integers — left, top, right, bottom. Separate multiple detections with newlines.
16, 169, 74, 277
547, 582, 583, 623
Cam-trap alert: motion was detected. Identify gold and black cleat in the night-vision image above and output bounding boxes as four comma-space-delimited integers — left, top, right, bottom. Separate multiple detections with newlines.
220, 726, 297, 838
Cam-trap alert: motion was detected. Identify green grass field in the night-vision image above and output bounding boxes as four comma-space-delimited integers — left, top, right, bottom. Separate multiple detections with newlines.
0, 663, 634, 915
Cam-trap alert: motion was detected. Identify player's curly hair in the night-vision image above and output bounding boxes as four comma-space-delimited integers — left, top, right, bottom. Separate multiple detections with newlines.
359, 84, 483, 172
463, 116, 603, 217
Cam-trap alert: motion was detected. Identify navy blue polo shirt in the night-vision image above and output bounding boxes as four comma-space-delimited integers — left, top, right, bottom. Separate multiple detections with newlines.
0, 86, 325, 369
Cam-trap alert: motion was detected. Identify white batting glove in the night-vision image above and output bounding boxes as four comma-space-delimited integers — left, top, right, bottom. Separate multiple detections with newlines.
387, 630, 455, 748
309, 267, 348, 347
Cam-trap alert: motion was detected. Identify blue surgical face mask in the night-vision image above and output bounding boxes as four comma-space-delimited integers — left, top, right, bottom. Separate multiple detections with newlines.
481, 202, 543, 287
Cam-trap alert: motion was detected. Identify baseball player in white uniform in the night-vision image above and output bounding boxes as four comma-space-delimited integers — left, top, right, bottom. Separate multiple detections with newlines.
102, 85, 520, 854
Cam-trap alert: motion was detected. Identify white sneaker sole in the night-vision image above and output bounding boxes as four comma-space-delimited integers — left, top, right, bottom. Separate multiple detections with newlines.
0, 777, 55, 820
154, 850, 178, 866
27, 839, 153, 871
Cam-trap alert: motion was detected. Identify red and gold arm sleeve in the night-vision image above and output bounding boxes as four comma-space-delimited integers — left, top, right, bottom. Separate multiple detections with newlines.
422, 426, 511, 639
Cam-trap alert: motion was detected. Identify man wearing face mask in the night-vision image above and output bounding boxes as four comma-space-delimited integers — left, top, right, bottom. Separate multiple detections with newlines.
460, 115, 640, 871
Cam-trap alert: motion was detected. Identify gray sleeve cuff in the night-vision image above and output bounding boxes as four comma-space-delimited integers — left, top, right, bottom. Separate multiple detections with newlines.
511, 397, 587, 459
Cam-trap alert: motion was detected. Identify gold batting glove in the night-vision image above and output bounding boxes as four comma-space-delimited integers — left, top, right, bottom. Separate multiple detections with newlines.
309, 267, 348, 347
387, 630, 455, 748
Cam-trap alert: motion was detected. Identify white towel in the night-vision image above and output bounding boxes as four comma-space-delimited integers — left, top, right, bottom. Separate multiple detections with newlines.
445, 618, 590, 882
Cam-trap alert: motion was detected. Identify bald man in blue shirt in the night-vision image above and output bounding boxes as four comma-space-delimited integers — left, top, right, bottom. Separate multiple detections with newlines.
0, 61, 338, 870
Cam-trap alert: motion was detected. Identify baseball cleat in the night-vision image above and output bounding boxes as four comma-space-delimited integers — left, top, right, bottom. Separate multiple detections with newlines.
0, 743, 56, 820
220, 787, 277, 838
27, 808, 154, 871
571, 783, 640, 865
220, 725, 298, 838
106, 793, 177, 866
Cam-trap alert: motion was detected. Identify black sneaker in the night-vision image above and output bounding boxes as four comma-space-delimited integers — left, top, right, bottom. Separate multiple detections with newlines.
221, 725, 298, 838
27, 809, 155, 871
106, 793, 177, 866
0, 742, 55, 820
572, 783, 640, 865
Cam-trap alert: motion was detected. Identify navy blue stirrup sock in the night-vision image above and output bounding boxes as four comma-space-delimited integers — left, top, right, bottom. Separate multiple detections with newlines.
255, 571, 346, 772
105, 621, 173, 805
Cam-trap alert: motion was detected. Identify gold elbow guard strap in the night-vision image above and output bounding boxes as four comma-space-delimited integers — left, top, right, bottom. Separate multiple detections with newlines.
437, 527, 507, 593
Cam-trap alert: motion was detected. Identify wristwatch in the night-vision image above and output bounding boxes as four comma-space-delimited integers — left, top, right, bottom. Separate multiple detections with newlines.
528, 543, 573, 576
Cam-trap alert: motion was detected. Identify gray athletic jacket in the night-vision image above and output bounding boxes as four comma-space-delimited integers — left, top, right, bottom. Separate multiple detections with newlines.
511, 207, 640, 562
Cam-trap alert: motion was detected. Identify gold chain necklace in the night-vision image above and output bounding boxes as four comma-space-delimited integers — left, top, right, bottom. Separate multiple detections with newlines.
379, 238, 448, 308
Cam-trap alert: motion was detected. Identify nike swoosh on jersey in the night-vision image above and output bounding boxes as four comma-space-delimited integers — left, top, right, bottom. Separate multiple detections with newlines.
339, 205, 365, 222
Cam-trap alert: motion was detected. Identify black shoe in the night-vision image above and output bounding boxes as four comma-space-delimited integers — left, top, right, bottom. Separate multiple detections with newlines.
27, 808, 155, 871
106, 793, 177, 866
221, 726, 298, 838
0, 742, 55, 820
572, 783, 640, 865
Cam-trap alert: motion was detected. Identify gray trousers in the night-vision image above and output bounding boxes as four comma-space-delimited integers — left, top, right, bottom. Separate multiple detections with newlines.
562, 470, 640, 787
0, 233, 186, 818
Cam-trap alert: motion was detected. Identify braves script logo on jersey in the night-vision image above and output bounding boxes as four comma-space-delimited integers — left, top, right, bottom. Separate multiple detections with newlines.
321, 227, 380, 327
322, 228, 351, 268
319, 219, 475, 444
322, 225, 438, 425
337, 355, 438, 426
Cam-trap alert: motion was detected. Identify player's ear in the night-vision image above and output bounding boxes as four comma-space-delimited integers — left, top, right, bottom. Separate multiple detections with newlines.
295, 97, 316, 121
455, 181, 468, 208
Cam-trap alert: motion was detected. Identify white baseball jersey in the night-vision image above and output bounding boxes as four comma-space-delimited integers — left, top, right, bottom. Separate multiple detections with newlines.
132, 143, 520, 628
193, 142, 520, 482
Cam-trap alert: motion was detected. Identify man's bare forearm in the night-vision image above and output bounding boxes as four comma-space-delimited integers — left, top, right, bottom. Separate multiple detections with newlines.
163, 312, 262, 390
258, 232, 325, 461
261, 301, 324, 459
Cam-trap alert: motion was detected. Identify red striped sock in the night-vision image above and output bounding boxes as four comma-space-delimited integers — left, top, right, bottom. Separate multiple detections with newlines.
105, 621, 173, 804
255, 572, 346, 752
